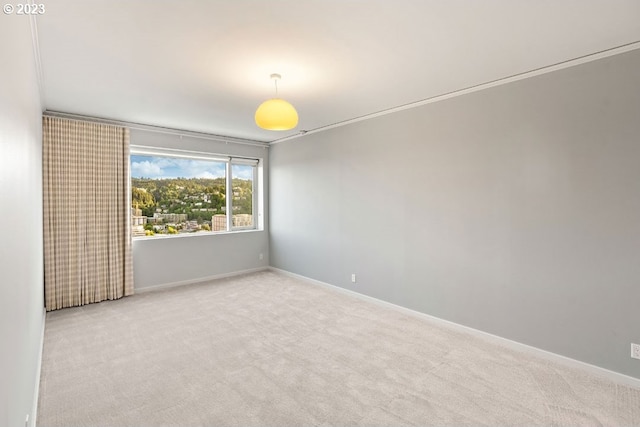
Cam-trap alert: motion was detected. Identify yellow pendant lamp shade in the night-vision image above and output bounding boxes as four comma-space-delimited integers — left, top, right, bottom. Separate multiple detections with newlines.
255, 98, 299, 130
255, 74, 298, 131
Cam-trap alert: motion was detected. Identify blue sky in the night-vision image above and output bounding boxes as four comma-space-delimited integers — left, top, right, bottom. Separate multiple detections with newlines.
131, 155, 252, 180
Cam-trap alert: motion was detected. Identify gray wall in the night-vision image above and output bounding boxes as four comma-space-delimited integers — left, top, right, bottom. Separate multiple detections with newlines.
0, 16, 45, 427
269, 49, 640, 379
131, 129, 269, 290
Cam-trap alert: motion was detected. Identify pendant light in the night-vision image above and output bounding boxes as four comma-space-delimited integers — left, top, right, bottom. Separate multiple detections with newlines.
255, 73, 299, 130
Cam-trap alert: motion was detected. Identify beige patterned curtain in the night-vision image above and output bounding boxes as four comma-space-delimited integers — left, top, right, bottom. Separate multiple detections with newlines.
43, 116, 134, 311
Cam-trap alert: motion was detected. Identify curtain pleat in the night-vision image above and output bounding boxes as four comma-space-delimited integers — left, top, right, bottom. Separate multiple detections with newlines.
43, 117, 133, 311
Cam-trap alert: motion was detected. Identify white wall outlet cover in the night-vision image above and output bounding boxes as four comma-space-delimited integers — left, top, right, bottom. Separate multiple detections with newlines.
351, 274, 356, 283
631, 343, 640, 360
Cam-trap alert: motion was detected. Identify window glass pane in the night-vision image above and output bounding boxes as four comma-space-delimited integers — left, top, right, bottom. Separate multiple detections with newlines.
231, 164, 254, 229
131, 154, 226, 237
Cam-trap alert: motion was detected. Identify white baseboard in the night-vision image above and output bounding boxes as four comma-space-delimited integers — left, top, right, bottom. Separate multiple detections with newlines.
269, 267, 640, 390
31, 307, 46, 427
135, 267, 269, 294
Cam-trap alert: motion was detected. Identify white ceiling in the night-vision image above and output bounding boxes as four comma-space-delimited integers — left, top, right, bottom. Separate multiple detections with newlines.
36, 0, 640, 143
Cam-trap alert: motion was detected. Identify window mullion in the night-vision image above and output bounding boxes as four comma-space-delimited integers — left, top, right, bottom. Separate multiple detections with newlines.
225, 161, 232, 231
252, 164, 257, 226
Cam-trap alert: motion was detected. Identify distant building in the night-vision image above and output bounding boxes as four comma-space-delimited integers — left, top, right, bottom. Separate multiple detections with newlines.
131, 207, 146, 237
153, 213, 187, 223
233, 214, 252, 227
212, 214, 226, 231
211, 214, 253, 231
184, 220, 199, 232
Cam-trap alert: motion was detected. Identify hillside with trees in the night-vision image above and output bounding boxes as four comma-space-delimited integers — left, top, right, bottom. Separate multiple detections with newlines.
131, 177, 252, 223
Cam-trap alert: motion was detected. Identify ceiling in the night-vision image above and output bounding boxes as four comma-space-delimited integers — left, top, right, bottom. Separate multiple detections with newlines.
36, 0, 640, 143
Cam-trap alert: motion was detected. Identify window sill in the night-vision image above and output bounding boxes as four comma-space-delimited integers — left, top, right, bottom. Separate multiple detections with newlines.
133, 228, 263, 241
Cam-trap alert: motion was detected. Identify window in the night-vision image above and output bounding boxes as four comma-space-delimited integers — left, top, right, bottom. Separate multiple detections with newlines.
130, 147, 259, 238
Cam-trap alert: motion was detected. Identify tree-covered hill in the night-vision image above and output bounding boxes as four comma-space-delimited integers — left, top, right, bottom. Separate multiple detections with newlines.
132, 177, 252, 222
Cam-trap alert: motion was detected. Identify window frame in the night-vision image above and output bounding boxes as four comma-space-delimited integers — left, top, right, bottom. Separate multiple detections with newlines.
130, 146, 261, 239
229, 159, 258, 232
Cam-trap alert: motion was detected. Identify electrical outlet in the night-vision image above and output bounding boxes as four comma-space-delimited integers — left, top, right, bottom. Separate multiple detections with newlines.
25, 414, 29, 427
351, 274, 356, 283
259, 253, 263, 260
631, 343, 640, 360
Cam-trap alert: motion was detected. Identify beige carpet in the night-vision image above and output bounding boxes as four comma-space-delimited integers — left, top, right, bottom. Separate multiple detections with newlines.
37, 270, 640, 426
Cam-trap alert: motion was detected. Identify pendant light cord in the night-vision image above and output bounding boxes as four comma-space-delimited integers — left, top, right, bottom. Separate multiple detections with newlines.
269, 73, 282, 98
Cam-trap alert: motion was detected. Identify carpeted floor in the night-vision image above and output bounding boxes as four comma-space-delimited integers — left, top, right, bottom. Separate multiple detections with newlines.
37, 270, 640, 426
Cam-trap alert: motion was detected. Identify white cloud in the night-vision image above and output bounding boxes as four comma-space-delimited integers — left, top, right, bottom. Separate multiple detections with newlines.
131, 160, 162, 178
185, 160, 225, 179
131, 155, 227, 179
195, 171, 220, 179
232, 165, 253, 180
